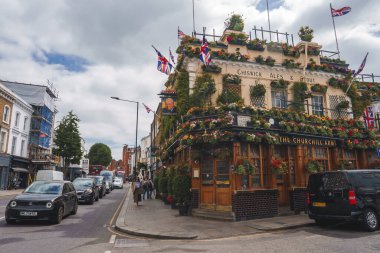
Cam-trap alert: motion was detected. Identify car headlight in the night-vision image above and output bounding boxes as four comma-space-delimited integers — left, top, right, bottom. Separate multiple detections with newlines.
85, 189, 93, 194
9, 201, 17, 208
46, 202, 53, 208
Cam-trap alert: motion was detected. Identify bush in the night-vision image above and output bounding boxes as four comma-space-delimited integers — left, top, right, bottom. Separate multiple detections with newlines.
166, 167, 176, 195
172, 167, 192, 204
158, 170, 168, 196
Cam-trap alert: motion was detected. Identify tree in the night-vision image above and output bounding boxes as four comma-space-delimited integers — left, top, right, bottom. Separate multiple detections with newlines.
54, 111, 83, 173
88, 143, 112, 167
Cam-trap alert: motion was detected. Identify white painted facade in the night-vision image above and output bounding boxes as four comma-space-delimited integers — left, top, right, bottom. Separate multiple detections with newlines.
3, 84, 33, 158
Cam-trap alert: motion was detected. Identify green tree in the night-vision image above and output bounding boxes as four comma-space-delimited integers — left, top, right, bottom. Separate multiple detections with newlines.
88, 143, 112, 166
54, 111, 83, 173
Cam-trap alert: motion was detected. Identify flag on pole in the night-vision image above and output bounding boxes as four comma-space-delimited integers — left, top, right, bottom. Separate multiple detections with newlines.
169, 47, 176, 65
331, 6, 351, 17
152, 45, 173, 75
178, 28, 186, 39
142, 103, 152, 114
353, 52, 369, 77
199, 34, 211, 65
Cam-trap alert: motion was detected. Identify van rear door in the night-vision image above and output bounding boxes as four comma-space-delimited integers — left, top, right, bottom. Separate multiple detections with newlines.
308, 172, 352, 216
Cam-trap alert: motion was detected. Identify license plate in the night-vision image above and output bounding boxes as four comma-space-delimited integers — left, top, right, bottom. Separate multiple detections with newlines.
20, 211, 37, 216
312, 202, 326, 207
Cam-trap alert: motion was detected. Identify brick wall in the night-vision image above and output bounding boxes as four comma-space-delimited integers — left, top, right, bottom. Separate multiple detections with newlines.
191, 189, 199, 208
291, 187, 308, 214
232, 189, 278, 221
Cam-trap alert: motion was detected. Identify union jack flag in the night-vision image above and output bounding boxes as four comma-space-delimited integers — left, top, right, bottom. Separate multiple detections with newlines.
353, 52, 369, 77
178, 28, 186, 39
152, 45, 172, 75
199, 34, 211, 65
142, 103, 152, 114
331, 6, 351, 17
169, 47, 176, 65
364, 106, 375, 129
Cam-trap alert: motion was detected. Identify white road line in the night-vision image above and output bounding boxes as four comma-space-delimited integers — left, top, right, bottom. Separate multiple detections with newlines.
0, 217, 5, 220
109, 234, 116, 244
105, 251, 111, 253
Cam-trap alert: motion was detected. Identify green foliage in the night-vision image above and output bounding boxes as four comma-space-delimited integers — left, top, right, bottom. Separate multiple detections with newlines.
236, 159, 256, 175
88, 143, 112, 167
306, 160, 324, 173
158, 170, 168, 195
282, 59, 301, 69
217, 89, 243, 105
298, 26, 314, 42
223, 74, 241, 85
311, 84, 328, 93
172, 166, 192, 204
160, 116, 176, 141
166, 167, 176, 195
338, 160, 355, 170
54, 111, 83, 169
225, 14, 244, 31
175, 71, 190, 116
189, 73, 216, 107
270, 79, 289, 89
250, 84, 266, 98
202, 64, 222, 73
336, 100, 350, 110
292, 82, 312, 112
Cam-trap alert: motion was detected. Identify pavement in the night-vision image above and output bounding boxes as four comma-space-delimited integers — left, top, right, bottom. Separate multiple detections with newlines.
0, 189, 24, 197
115, 184, 314, 240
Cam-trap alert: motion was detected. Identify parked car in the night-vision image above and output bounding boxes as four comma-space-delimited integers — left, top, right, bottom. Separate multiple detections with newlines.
5, 180, 78, 224
73, 178, 99, 204
113, 177, 123, 189
87, 175, 106, 198
308, 170, 380, 231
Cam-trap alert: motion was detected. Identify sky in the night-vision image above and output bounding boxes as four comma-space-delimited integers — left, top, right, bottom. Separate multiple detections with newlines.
0, 0, 379, 160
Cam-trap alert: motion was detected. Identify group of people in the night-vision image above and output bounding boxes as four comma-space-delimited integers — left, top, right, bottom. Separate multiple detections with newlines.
132, 177, 154, 205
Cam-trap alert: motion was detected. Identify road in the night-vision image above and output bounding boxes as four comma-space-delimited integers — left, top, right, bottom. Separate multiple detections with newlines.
2, 185, 380, 253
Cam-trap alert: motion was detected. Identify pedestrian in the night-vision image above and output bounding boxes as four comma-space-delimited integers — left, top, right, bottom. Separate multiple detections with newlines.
133, 178, 141, 206
142, 177, 148, 200
147, 178, 154, 199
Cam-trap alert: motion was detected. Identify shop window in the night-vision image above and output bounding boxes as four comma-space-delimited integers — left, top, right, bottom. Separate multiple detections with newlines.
241, 143, 248, 158
249, 144, 261, 188
216, 160, 229, 188
313, 147, 329, 171
201, 159, 213, 185
339, 149, 357, 169
312, 96, 324, 116
271, 90, 287, 109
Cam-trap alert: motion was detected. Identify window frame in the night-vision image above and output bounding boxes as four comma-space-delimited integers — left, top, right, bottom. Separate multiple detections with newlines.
271, 89, 287, 109
23, 116, 28, 131
14, 112, 20, 128
11, 136, 17, 155
0, 130, 7, 152
20, 139, 26, 157
3, 105, 10, 124
312, 95, 324, 116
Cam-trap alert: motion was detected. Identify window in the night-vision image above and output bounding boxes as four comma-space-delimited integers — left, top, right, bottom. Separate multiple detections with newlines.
3, 105, 10, 123
312, 96, 324, 116
0, 130, 7, 152
271, 90, 287, 109
201, 159, 213, 185
11, 137, 17, 155
14, 112, 20, 128
20, 140, 26, 156
23, 117, 28, 131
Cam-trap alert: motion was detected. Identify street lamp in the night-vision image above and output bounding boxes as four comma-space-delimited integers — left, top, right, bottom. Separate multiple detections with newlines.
111, 96, 139, 178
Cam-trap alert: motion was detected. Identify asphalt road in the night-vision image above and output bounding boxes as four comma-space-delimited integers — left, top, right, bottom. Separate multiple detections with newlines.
0, 185, 129, 253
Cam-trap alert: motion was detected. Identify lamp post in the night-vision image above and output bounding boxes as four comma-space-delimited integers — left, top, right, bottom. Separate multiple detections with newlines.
111, 97, 139, 178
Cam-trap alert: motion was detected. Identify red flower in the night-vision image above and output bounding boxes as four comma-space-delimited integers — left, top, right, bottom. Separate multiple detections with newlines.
226, 36, 232, 43
354, 139, 359, 145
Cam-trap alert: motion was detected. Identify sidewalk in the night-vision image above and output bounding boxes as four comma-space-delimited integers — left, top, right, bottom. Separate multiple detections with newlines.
115, 186, 314, 240
0, 189, 24, 197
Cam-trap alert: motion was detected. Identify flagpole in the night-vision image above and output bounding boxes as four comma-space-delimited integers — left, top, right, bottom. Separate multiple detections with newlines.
266, 0, 272, 41
192, 0, 196, 37
330, 3, 341, 59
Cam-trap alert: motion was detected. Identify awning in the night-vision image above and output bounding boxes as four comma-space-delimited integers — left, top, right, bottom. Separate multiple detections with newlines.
12, 167, 29, 173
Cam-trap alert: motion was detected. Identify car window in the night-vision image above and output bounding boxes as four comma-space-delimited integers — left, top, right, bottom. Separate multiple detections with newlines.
25, 182, 63, 194
308, 172, 349, 192
348, 172, 380, 189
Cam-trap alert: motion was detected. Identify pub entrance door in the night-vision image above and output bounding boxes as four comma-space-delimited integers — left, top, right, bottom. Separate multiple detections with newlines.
200, 158, 232, 211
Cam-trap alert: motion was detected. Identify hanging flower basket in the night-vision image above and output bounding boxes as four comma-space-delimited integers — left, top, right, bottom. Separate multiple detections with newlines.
270, 79, 289, 89
306, 160, 324, 174
202, 64, 222, 73
236, 159, 256, 175
223, 74, 241, 85
271, 159, 289, 175
311, 84, 328, 94
336, 100, 350, 110
250, 84, 266, 98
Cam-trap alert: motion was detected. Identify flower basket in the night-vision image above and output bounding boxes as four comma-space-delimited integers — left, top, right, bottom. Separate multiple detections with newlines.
202, 64, 222, 73
306, 160, 323, 174
235, 159, 256, 175
250, 84, 266, 98
311, 84, 328, 94
271, 159, 289, 175
336, 100, 349, 110
267, 42, 283, 52
247, 39, 265, 51
223, 74, 241, 85
298, 26, 314, 42
270, 79, 289, 89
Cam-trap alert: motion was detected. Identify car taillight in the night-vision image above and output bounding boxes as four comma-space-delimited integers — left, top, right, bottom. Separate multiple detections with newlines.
348, 190, 357, 205
306, 193, 310, 205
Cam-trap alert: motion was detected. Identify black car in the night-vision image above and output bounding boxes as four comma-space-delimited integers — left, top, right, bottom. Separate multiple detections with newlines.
73, 178, 99, 204
308, 170, 380, 231
87, 175, 106, 198
5, 180, 78, 224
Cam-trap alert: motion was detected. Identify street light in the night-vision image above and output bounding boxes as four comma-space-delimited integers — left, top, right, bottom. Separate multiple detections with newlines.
111, 96, 139, 178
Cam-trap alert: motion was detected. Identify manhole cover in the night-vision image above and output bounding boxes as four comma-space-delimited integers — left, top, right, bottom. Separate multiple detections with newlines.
114, 239, 149, 248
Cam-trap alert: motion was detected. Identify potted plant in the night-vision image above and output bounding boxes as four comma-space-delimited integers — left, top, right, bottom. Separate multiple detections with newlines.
298, 26, 314, 42
236, 159, 256, 176
306, 160, 324, 174
167, 167, 176, 208
336, 100, 350, 110
153, 173, 160, 199
158, 170, 169, 204
271, 158, 289, 175
173, 166, 192, 216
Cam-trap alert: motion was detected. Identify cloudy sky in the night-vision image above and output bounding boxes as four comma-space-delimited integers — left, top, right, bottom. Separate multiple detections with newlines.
0, 0, 379, 160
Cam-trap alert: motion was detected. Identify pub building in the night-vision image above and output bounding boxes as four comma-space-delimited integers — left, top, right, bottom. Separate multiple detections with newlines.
158, 17, 380, 221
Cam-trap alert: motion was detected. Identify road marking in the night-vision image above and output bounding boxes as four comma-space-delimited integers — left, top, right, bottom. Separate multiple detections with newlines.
0, 216, 4, 220
105, 251, 111, 253
109, 234, 116, 244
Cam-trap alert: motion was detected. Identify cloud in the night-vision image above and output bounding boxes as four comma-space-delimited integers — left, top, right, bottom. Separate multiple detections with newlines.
0, 0, 379, 160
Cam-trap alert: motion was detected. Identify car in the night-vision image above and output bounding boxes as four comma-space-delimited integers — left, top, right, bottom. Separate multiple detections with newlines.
73, 178, 99, 204
113, 177, 123, 189
87, 175, 106, 198
105, 181, 111, 194
5, 180, 78, 224
100, 170, 115, 191
308, 170, 380, 231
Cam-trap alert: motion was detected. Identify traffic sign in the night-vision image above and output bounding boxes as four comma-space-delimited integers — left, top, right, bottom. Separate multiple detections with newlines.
377, 147, 380, 158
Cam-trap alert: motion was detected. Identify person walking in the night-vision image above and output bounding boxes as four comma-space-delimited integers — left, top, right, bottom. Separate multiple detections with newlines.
147, 178, 153, 199
142, 177, 148, 200
132, 178, 141, 206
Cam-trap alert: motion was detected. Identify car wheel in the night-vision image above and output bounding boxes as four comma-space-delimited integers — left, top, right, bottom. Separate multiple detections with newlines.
5, 218, 16, 224
53, 206, 64, 224
362, 209, 378, 232
71, 201, 78, 215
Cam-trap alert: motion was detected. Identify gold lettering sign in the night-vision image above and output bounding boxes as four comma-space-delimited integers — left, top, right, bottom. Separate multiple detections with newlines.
236, 69, 317, 84
280, 137, 336, 147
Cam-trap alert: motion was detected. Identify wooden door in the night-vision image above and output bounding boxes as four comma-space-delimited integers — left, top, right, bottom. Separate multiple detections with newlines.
215, 160, 232, 211
200, 158, 215, 209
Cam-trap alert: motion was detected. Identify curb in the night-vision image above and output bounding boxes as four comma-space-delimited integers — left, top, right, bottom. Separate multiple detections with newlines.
249, 222, 315, 232
114, 185, 197, 240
